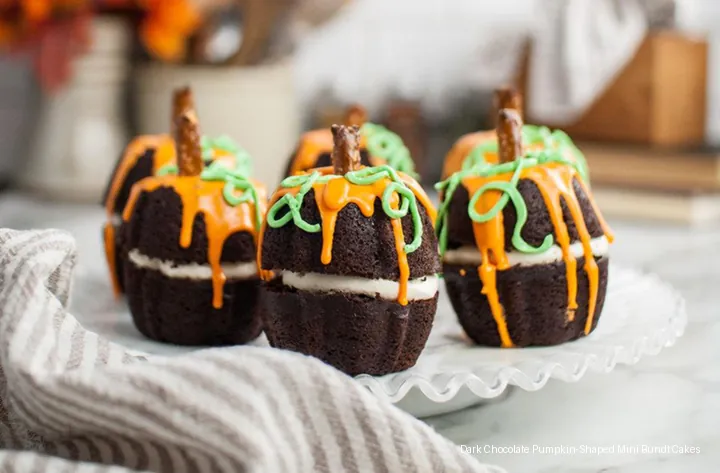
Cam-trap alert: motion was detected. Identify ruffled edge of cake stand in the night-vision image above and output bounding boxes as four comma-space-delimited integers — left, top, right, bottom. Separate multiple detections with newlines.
355, 267, 688, 403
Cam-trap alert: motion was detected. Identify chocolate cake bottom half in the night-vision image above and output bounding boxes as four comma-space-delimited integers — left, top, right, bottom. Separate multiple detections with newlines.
124, 249, 262, 346
443, 254, 609, 347
260, 273, 439, 376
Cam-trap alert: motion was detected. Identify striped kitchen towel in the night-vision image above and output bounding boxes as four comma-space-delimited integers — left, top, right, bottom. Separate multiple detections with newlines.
0, 229, 503, 473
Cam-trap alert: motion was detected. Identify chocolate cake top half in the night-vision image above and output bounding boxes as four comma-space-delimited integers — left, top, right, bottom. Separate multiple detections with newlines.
122, 109, 267, 310
261, 124, 439, 306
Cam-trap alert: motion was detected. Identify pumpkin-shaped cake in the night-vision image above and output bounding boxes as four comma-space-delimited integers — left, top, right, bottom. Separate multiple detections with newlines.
103, 87, 252, 295
260, 125, 439, 376
441, 88, 589, 183
284, 104, 416, 178
121, 110, 266, 346
436, 109, 614, 347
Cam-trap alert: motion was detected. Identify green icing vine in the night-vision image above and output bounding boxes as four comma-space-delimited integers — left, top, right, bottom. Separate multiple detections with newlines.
201, 135, 253, 175
360, 123, 417, 177
462, 125, 590, 185
201, 160, 263, 231
156, 163, 177, 177
266, 171, 334, 233
267, 165, 424, 254
435, 147, 585, 256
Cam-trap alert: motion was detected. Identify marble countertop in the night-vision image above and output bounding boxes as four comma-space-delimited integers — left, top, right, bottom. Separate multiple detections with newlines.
1, 192, 718, 473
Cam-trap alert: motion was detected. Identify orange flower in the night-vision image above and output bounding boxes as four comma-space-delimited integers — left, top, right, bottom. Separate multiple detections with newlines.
22, 0, 53, 24
158, 0, 200, 32
1, 0, 205, 64
140, 0, 201, 62
140, 20, 186, 62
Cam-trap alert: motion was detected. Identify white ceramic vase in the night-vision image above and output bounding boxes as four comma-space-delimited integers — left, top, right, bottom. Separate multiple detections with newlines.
133, 61, 300, 190
20, 17, 130, 202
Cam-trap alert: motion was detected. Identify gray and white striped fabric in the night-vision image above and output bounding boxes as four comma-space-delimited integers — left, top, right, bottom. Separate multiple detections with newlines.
0, 229, 502, 473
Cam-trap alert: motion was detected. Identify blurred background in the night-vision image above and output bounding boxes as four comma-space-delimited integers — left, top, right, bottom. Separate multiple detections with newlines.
1, 0, 720, 224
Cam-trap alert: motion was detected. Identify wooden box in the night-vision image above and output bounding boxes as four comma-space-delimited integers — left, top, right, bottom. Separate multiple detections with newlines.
521, 32, 708, 147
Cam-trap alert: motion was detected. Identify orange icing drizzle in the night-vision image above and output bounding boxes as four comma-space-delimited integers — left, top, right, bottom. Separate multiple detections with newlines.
288, 129, 375, 176
123, 175, 267, 309
461, 163, 613, 347
103, 135, 175, 295
258, 166, 435, 306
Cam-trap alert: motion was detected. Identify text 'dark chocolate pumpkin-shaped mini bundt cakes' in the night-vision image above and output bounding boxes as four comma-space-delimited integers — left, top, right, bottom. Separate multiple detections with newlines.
284, 104, 416, 178
441, 87, 589, 184
121, 110, 266, 346
260, 125, 440, 376
436, 109, 614, 348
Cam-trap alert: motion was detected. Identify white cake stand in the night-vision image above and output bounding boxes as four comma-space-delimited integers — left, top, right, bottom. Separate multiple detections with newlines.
71, 264, 687, 418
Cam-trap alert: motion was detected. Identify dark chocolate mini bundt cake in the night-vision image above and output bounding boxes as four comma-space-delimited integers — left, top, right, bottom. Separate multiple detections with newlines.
284, 104, 416, 179
103, 87, 252, 296
260, 124, 439, 376
121, 109, 266, 346
436, 108, 613, 348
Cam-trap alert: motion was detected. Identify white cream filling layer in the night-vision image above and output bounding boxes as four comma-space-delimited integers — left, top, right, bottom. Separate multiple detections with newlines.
128, 249, 257, 280
280, 271, 439, 301
443, 236, 610, 267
